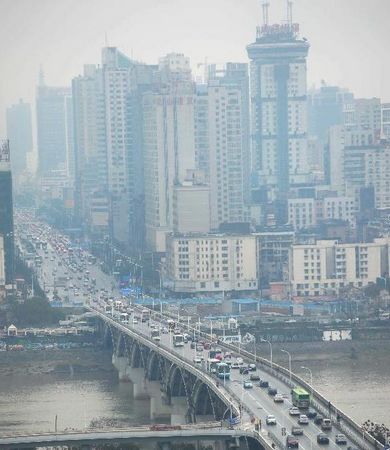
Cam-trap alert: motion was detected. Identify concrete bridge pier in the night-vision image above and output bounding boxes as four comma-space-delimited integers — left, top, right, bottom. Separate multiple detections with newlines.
112, 354, 132, 382
170, 397, 189, 425
129, 367, 150, 400
147, 381, 171, 421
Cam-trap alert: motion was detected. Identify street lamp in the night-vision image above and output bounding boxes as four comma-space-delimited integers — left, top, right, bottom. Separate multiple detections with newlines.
301, 366, 313, 395
260, 338, 273, 369
281, 349, 292, 384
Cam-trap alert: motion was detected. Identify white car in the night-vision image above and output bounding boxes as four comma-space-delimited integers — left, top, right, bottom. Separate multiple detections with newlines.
273, 393, 284, 403
132, 318, 138, 324
298, 414, 309, 425
289, 407, 300, 416
193, 357, 202, 365
266, 414, 277, 425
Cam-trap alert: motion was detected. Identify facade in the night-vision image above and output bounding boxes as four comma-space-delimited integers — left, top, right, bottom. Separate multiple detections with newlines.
173, 181, 210, 234
247, 21, 310, 194
36, 84, 73, 176
143, 54, 196, 252
255, 229, 295, 287
164, 234, 258, 293
208, 81, 250, 229
6, 99, 33, 181
381, 102, 390, 139
0, 140, 14, 286
72, 64, 108, 235
290, 238, 390, 297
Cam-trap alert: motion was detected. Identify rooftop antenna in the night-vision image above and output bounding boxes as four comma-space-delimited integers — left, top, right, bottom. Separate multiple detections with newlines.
262, 0, 269, 26
287, 0, 293, 25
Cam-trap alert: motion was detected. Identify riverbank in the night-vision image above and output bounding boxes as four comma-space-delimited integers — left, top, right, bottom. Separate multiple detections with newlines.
0, 347, 115, 376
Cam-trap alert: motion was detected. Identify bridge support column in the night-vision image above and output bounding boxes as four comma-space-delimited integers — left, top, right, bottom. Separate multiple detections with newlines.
148, 381, 171, 421
128, 367, 149, 400
112, 354, 132, 382
170, 397, 188, 425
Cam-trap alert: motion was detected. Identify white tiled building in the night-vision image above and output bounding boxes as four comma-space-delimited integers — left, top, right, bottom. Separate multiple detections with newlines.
164, 234, 258, 293
290, 238, 390, 297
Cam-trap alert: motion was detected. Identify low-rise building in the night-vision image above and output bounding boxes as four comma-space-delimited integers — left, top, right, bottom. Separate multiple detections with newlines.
290, 238, 390, 297
164, 233, 258, 293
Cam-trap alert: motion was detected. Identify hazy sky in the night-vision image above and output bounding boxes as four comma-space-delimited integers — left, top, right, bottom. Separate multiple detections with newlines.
1, 0, 390, 139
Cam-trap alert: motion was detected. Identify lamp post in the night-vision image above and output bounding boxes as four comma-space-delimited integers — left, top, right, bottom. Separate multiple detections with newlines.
301, 366, 313, 395
281, 349, 292, 384
261, 338, 273, 369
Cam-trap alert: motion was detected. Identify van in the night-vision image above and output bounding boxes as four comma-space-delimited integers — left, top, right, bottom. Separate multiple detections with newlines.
321, 418, 332, 431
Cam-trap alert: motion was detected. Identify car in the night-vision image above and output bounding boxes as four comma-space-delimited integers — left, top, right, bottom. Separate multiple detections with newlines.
317, 433, 330, 445
335, 434, 347, 445
231, 362, 240, 369
132, 318, 138, 324
291, 426, 304, 436
248, 363, 257, 371
239, 366, 250, 375
243, 380, 253, 389
193, 357, 202, 365
236, 357, 244, 365
307, 408, 317, 419
289, 407, 300, 416
298, 414, 309, 425
190, 342, 196, 349
265, 414, 276, 425
286, 435, 299, 448
267, 387, 277, 396
273, 393, 284, 403
250, 374, 260, 381
321, 418, 332, 431
314, 415, 324, 425
259, 380, 269, 388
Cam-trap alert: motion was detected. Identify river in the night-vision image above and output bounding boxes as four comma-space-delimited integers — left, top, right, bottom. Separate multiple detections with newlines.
0, 341, 388, 433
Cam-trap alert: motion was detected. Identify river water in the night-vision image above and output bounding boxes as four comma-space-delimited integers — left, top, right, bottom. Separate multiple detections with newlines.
0, 341, 388, 434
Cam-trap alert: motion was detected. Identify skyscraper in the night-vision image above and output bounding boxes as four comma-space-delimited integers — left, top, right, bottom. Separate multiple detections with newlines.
143, 53, 197, 252
0, 140, 15, 288
247, 3, 310, 196
36, 83, 73, 177
6, 99, 33, 181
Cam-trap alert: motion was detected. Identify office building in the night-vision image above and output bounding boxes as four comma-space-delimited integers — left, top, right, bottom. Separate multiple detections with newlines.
36, 83, 73, 177
0, 236, 5, 291
290, 238, 390, 297
6, 99, 33, 181
164, 233, 258, 293
247, 8, 310, 195
0, 140, 15, 287
381, 103, 390, 140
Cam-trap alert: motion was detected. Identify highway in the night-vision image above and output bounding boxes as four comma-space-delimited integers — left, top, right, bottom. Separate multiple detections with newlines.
15, 212, 377, 450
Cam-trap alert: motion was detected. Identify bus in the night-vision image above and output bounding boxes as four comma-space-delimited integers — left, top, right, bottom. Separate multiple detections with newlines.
291, 387, 311, 408
141, 309, 150, 322
216, 362, 231, 380
207, 358, 220, 374
173, 334, 185, 347
151, 329, 161, 341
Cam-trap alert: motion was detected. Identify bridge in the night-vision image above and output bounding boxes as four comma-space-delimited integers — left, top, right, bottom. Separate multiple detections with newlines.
0, 425, 262, 450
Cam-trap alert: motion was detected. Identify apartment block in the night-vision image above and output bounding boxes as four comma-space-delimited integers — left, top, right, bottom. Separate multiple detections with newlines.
164, 234, 258, 293
290, 238, 390, 297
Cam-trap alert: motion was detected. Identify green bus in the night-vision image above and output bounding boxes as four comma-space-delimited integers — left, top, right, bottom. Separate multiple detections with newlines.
291, 387, 310, 408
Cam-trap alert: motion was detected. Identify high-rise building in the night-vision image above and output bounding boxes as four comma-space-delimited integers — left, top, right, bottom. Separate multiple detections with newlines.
143, 53, 197, 252
6, 99, 33, 181
0, 140, 15, 288
247, 5, 310, 195
381, 102, 390, 139
72, 64, 109, 236
36, 83, 73, 177
207, 80, 250, 229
